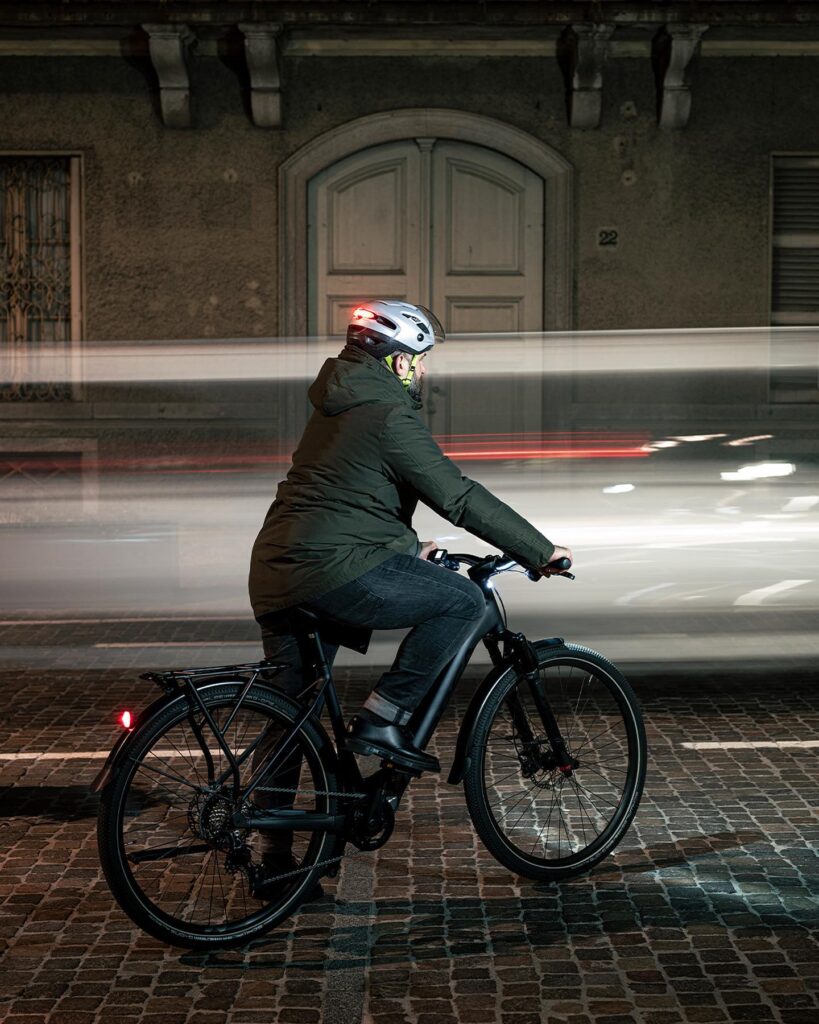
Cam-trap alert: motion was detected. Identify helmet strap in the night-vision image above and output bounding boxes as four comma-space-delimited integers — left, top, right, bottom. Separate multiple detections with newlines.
385, 352, 420, 389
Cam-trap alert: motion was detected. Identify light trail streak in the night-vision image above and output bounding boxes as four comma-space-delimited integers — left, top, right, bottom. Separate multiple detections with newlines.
0, 432, 652, 472
733, 579, 812, 606
3, 325, 817, 383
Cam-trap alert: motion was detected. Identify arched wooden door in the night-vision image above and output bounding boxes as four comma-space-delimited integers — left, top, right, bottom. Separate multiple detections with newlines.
308, 138, 545, 435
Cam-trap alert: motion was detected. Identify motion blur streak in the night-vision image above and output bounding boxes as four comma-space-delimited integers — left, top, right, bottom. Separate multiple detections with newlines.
1, 328, 817, 669
0, 433, 650, 476
4, 325, 818, 382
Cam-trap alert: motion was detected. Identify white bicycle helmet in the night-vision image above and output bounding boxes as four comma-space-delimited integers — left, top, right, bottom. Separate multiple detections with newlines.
346, 300, 445, 360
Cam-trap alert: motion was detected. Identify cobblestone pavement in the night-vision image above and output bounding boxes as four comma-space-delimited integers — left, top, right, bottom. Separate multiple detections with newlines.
0, 618, 817, 1024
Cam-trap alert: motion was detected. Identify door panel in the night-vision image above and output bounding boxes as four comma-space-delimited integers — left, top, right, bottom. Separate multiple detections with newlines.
308, 142, 422, 334
309, 137, 545, 438
430, 142, 544, 437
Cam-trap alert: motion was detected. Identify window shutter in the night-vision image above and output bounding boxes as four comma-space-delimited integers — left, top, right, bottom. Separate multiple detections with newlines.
770, 157, 819, 400
772, 157, 819, 322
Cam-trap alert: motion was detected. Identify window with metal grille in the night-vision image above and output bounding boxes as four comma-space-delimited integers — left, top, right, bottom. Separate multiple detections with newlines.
770, 156, 819, 401
0, 155, 82, 401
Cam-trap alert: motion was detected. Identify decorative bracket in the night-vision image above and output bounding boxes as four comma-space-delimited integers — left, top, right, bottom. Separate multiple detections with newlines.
143, 24, 196, 128
562, 24, 615, 130
239, 23, 283, 128
654, 24, 709, 129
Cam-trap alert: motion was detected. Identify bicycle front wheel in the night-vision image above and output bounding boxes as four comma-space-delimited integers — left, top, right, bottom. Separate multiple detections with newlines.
464, 642, 646, 881
97, 682, 338, 949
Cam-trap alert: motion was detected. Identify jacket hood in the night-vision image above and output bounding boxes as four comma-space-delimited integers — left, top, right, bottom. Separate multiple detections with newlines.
308, 343, 423, 416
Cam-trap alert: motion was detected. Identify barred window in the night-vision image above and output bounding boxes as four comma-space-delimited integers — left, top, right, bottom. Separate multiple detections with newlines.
770, 156, 819, 402
0, 155, 81, 401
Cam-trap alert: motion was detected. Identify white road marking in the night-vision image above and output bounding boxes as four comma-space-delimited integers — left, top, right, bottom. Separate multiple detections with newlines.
0, 748, 199, 762
614, 582, 674, 606
733, 579, 812, 606
682, 740, 819, 750
95, 641, 256, 649
0, 616, 250, 626
5, 741, 817, 764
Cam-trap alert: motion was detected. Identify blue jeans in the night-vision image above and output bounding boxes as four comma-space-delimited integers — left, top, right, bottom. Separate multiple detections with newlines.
260, 552, 487, 724
253, 553, 486, 854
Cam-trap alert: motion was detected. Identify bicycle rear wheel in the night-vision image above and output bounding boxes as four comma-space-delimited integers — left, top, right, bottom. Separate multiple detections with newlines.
97, 682, 338, 948
464, 642, 646, 881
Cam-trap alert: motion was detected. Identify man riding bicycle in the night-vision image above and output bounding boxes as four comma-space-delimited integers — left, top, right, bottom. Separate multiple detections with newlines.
248, 300, 571, 881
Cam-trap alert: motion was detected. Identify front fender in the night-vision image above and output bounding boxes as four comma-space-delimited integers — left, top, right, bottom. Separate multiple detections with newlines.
447, 637, 564, 785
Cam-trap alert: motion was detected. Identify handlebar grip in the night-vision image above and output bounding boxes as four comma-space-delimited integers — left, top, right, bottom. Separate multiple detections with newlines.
546, 557, 573, 572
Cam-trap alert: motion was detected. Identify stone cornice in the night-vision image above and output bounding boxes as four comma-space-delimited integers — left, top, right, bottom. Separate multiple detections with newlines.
4, 29, 819, 58
2, 2, 819, 28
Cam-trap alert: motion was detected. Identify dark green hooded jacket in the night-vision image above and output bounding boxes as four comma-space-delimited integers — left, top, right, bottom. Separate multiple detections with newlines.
248, 344, 555, 616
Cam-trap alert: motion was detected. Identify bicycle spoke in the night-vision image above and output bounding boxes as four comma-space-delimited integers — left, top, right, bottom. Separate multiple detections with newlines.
473, 651, 643, 875
128, 841, 212, 864
103, 687, 343, 943
128, 755, 207, 794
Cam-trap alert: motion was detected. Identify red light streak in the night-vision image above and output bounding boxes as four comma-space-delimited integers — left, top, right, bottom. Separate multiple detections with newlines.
0, 432, 652, 475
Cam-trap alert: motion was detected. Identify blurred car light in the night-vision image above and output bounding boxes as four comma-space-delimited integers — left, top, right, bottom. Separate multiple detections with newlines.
720, 462, 795, 481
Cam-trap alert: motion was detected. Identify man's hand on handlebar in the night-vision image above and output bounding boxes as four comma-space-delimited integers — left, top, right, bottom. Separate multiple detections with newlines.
419, 540, 439, 560
539, 545, 573, 576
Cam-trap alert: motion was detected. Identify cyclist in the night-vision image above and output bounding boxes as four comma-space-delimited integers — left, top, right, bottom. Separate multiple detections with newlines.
248, 300, 571, 883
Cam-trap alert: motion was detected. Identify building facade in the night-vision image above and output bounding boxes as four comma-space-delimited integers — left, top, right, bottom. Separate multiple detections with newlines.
1, 1, 818, 455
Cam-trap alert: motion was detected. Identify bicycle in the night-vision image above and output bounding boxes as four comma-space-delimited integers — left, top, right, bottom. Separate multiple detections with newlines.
93, 552, 647, 949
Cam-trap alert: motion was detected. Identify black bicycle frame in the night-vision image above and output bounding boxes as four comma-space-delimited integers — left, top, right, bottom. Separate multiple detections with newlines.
174, 561, 572, 834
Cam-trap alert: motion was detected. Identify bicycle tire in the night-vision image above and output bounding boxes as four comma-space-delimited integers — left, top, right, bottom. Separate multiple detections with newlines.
97, 681, 339, 949
464, 641, 647, 882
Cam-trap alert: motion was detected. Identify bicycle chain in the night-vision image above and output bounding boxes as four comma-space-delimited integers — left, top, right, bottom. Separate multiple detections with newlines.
247, 786, 370, 883
252, 845, 367, 884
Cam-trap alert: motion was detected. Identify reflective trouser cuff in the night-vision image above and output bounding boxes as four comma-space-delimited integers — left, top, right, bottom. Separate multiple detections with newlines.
363, 691, 413, 726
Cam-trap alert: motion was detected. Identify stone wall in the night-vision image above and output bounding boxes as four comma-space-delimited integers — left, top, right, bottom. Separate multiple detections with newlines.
0, 42, 817, 435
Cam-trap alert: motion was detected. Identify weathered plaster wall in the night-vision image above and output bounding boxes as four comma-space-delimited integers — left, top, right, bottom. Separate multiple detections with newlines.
2, 48, 815, 343
1, 46, 817, 436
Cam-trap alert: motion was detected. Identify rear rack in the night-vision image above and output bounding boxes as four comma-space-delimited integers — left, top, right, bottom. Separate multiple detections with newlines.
139, 660, 286, 694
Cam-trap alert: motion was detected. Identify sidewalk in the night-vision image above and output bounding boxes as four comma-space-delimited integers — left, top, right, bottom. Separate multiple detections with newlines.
0, 620, 817, 1024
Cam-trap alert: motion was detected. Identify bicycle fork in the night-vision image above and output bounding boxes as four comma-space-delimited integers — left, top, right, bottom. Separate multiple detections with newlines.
508, 635, 576, 776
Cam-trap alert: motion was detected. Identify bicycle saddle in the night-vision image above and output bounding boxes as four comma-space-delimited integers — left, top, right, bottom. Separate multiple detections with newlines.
257, 607, 372, 655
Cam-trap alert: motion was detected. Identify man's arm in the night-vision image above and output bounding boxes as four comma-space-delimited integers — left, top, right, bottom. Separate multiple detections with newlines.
381, 406, 555, 569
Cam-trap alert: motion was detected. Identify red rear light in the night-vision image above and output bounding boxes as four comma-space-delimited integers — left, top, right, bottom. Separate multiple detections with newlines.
120, 710, 133, 730
352, 307, 375, 319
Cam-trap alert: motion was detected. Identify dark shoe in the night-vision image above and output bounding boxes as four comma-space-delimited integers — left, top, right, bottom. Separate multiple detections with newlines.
345, 715, 441, 774
251, 852, 325, 903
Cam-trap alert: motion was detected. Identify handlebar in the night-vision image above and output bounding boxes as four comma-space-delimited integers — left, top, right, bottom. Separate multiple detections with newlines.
428, 549, 574, 582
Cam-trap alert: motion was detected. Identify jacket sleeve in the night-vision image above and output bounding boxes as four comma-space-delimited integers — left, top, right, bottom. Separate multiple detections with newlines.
381, 406, 555, 569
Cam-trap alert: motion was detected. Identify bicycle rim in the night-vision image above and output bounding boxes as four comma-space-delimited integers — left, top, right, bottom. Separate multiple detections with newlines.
477, 651, 644, 874
100, 686, 335, 945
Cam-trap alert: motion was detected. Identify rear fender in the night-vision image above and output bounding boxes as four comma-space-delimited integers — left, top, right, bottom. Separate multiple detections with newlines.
90, 680, 338, 794
447, 637, 564, 785
89, 690, 178, 793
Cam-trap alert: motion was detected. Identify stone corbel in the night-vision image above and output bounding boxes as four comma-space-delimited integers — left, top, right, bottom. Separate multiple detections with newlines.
654, 24, 709, 129
143, 24, 196, 128
239, 23, 283, 128
562, 24, 615, 129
